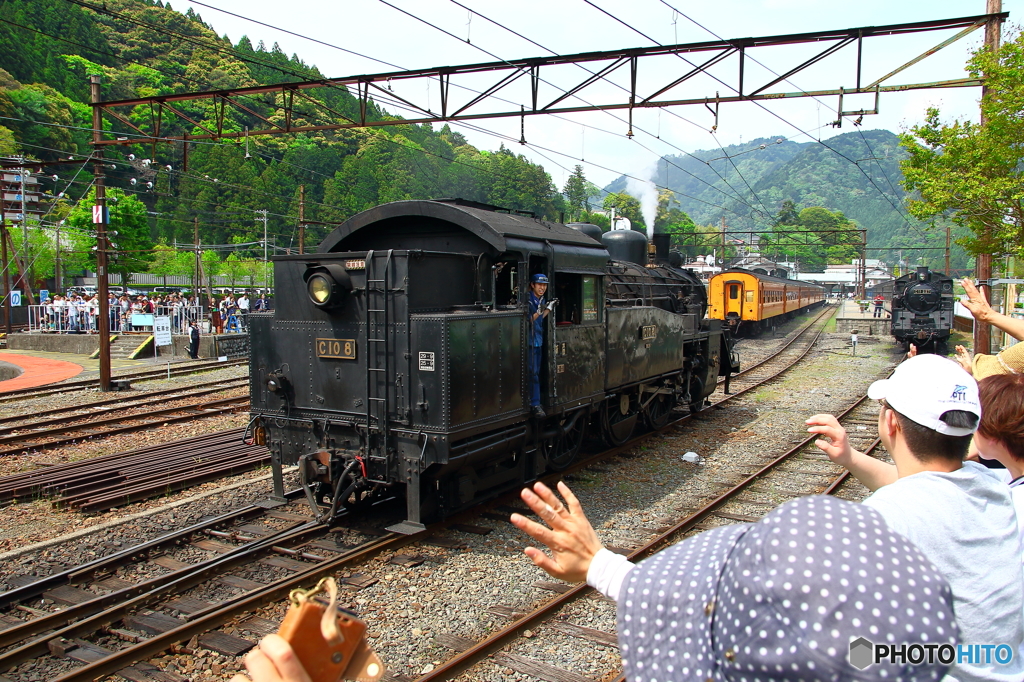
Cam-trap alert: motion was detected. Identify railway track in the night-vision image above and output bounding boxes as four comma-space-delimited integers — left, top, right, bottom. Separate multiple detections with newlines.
415, 394, 882, 682
0, 304, 852, 681
0, 358, 247, 403
0, 394, 249, 458
0, 429, 268, 512
0, 377, 248, 433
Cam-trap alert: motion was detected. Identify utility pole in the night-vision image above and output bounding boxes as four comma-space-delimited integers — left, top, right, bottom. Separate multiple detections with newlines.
55, 220, 62, 295
298, 184, 305, 255
860, 230, 867, 299
945, 225, 951, 275
720, 216, 726, 269
90, 74, 112, 392
193, 216, 201, 297
976, 0, 1002, 355
1, 208, 10, 335
258, 210, 269, 290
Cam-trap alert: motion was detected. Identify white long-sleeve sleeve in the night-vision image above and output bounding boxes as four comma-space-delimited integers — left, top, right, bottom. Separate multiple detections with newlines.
586, 547, 635, 602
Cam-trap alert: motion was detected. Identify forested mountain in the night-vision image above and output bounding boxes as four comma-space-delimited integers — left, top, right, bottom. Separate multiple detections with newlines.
0, 0, 563, 272
605, 130, 968, 270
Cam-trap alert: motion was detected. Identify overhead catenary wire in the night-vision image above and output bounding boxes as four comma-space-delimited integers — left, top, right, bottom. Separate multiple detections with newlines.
649, 0, 932, 238
443, 0, 776, 223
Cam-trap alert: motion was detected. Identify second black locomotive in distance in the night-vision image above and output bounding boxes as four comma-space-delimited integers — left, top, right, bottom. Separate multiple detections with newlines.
248, 200, 738, 532
881, 266, 955, 355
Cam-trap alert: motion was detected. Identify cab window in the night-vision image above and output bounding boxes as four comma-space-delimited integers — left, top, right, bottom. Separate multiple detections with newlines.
729, 284, 739, 299
554, 273, 601, 325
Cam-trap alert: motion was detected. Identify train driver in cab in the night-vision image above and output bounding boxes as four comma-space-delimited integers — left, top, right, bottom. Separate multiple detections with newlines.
529, 274, 554, 419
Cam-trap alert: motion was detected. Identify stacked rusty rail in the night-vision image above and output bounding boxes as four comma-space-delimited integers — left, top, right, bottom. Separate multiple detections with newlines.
0, 428, 268, 511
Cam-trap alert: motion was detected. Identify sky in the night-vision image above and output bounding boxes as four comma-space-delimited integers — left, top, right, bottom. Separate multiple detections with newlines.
178, 0, 1017, 193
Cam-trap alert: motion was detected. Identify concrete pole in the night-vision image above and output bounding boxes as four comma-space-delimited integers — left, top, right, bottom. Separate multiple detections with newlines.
90, 74, 112, 392
975, 0, 1002, 355
298, 184, 305, 255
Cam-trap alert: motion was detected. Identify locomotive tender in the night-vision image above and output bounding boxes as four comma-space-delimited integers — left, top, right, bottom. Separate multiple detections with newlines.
708, 268, 826, 335
884, 266, 954, 354
248, 200, 737, 533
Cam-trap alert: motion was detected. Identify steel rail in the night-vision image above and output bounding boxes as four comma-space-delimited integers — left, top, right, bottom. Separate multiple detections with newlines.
0, 377, 248, 428
0, 396, 248, 457
0, 380, 248, 436
0, 428, 246, 503
0, 519, 328, 669
0, 488, 305, 611
0, 358, 247, 401
49, 528, 419, 682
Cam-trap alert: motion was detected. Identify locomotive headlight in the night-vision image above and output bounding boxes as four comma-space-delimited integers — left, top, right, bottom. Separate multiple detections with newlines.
308, 274, 333, 304
303, 263, 353, 309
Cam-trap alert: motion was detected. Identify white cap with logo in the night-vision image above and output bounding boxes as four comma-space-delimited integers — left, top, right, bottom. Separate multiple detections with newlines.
867, 354, 981, 436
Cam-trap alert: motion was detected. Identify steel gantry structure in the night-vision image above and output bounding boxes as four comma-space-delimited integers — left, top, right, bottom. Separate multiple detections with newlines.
85, 13, 1004, 147
24, 10, 1004, 391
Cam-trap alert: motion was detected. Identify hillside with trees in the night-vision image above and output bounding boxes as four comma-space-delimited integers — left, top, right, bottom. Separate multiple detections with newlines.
1, 0, 565, 289
605, 130, 972, 272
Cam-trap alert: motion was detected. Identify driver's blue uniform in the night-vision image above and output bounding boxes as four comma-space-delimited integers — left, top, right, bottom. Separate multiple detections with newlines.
528, 290, 546, 408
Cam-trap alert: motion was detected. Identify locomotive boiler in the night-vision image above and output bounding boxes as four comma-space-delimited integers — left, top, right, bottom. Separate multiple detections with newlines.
248, 200, 738, 532
886, 266, 954, 354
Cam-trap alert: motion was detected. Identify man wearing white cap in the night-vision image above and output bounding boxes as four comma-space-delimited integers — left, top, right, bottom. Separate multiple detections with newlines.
807, 354, 1024, 682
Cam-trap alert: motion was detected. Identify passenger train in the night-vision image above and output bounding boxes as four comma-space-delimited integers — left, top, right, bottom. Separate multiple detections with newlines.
708, 269, 826, 335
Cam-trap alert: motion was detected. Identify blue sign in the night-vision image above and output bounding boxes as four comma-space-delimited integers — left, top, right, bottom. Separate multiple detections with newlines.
39, 289, 49, 302
10, 290, 21, 307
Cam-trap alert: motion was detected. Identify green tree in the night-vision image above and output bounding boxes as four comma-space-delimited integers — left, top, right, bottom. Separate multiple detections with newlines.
67, 187, 154, 286
899, 30, 1024, 257
563, 165, 590, 222
603, 192, 644, 230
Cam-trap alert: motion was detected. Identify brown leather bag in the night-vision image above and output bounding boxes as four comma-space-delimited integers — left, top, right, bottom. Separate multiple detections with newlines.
277, 577, 384, 682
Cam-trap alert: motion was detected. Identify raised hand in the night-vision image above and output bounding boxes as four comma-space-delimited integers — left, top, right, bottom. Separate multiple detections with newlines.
955, 345, 973, 374
961, 278, 994, 323
806, 414, 854, 467
510, 481, 603, 583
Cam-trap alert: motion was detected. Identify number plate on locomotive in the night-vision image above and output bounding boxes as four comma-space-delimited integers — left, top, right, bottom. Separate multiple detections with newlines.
316, 338, 357, 360
640, 325, 658, 340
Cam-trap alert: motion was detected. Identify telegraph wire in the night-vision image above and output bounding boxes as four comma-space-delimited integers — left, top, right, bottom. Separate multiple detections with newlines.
443, 0, 772, 222
659, 0, 924, 233
579, 0, 778, 225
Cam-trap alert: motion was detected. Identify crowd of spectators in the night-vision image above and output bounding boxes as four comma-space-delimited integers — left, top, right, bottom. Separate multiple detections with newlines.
33, 290, 270, 335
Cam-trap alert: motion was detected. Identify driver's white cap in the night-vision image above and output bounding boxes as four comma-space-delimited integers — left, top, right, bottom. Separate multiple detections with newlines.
867, 354, 981, 436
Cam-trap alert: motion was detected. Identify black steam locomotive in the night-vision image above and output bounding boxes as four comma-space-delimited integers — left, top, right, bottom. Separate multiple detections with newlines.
248, 200, 738, 532
886, 266, 954, 354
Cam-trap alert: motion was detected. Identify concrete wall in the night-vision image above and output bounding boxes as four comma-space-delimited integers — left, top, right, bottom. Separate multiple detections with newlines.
8, 333, 230, 359
8, 333, 100, 354
835, 318, 889, 336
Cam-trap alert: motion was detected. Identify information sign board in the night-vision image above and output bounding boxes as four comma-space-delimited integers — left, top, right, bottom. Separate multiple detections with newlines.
154, 316, 173, 347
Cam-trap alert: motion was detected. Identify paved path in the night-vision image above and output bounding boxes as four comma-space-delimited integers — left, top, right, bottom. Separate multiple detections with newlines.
0, 352, 84, 391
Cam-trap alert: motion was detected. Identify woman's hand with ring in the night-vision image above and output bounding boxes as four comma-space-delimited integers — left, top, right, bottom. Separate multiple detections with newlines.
510, 481, 603, 583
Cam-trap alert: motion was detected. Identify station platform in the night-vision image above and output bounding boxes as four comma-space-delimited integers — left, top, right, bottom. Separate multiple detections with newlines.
834, 299, 890, 335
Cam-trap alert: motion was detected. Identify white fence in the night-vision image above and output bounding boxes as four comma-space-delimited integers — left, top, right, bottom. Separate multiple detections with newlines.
27, 304, 206, 334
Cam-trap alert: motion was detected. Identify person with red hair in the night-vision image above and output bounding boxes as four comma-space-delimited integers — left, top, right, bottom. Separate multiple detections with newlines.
974, 372, 1024, 543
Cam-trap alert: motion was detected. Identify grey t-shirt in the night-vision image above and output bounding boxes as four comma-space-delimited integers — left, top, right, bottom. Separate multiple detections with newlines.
865, 461, 1024, 682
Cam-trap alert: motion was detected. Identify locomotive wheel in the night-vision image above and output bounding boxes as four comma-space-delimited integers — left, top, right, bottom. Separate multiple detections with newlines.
601, 394, 638, 446
543, 414, 587, 471
643, 392, 675, 430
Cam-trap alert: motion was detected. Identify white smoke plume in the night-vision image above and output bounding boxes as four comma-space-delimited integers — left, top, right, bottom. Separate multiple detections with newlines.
625, 165, 658, 240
